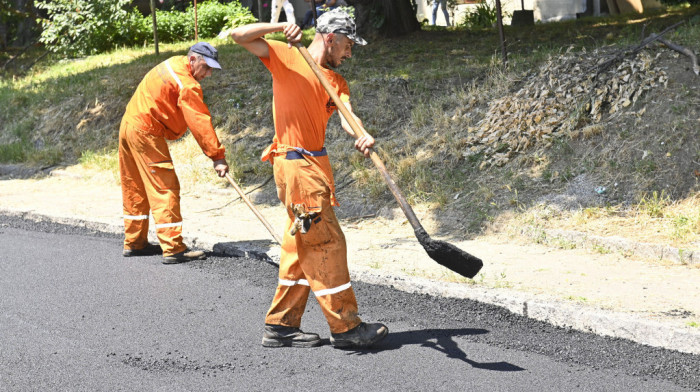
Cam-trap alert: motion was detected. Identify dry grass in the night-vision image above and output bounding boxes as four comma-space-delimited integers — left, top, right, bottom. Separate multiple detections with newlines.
506, 191, 700, 247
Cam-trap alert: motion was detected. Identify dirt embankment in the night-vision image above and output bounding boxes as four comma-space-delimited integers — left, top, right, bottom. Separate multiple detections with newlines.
2, 31, 699, 250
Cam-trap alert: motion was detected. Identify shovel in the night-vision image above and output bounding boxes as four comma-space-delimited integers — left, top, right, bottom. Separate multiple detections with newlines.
294, 44, 483, 279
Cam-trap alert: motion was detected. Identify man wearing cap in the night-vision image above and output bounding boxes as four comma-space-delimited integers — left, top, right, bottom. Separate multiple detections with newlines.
118, 42, 229, 264
231, 9, 388, 349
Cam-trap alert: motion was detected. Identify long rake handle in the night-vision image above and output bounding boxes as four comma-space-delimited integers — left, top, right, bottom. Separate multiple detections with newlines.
224, 173, 283, 245
295, 44, 424, 233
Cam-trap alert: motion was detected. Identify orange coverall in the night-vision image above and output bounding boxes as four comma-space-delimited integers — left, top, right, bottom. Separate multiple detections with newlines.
259, 40, 362, 334
119, 56, 225, 256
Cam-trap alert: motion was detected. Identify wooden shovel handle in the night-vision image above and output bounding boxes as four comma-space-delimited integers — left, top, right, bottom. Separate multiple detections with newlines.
294, 44, 425, 232
224, 173, 283, 245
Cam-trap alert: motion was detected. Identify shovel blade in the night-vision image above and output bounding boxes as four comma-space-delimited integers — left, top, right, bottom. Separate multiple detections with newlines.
415, 228, 483, 279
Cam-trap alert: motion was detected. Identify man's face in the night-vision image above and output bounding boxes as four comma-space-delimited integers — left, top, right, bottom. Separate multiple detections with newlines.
325, 34, 354, 69
190, 55, 213, 81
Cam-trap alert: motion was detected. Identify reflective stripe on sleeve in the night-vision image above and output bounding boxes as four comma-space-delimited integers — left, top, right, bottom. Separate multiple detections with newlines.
279, 278, 310, 287
124, 215, 149, 220
165, 60, 183, 90
313, 282, 351, 297
154, 221, 183, 229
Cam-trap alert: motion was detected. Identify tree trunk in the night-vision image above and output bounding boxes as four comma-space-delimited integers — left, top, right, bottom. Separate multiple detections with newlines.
0, 21, 6, 51
3, 0, 39, 48
347, 0, 420, 39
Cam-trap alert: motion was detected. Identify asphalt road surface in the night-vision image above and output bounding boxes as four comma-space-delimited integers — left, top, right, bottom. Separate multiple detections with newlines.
1, 215, 698, 391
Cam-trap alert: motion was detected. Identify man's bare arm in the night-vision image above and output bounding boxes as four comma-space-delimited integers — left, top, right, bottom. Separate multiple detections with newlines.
230, 23, 302, 58
339, 101, 375, 157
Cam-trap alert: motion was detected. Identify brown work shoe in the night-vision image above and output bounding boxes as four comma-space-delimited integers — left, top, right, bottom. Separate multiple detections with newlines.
122, 243, 162, 257
162, 249, 206, 264
262, 324, 322, 348
330, 322, 388, 349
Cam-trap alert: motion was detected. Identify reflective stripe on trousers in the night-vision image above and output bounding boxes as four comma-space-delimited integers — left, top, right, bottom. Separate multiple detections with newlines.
278, 278, 352, 297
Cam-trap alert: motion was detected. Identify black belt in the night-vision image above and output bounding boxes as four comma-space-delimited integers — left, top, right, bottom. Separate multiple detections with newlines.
285, 147, 327, 160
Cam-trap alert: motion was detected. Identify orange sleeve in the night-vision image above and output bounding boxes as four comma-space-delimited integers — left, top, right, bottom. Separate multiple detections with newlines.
178, 84, 226, 161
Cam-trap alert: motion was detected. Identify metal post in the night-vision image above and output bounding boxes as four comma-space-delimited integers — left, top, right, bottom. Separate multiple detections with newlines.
311, 0, 318, 28
150, 0, 159, 55
495, 0, 508, 66
194, 0, 199, 41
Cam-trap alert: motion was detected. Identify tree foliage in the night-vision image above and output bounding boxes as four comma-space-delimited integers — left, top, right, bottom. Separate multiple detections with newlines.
154, 0, 257, 41
457, 1, 504, 29
35, 0, 256, 57
35, 0, 143, 56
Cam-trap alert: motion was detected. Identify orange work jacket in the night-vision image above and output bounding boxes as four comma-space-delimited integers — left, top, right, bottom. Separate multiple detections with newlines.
123, 55, 225, 161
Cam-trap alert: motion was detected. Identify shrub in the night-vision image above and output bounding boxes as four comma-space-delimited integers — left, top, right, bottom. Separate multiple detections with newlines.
36, 0, 139, 56
158, 1, 257, 42
193, 1, 230, 38
457, 1, 509, 29
35, 0, 256, 56
118, 11, 152, 47
154, 7, 193, 42
219, 2, 259, 33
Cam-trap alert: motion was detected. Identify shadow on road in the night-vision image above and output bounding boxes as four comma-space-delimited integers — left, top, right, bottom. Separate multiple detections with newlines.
211, 240, 278, 266
339, 328, 526, 372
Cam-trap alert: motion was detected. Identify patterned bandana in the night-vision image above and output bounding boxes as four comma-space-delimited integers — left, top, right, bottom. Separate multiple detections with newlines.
316, 9, 367, 46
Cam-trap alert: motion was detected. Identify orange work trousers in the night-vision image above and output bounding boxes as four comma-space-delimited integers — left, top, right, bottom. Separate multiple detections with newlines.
118, 119, 187, 257
264, 153, 362, 334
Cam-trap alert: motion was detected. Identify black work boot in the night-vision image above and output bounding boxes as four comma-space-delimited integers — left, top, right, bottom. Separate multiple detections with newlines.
122, 243, 162, 257
330, 322, 388, 349
162, 249, 206, 264
262, 324, 322, 348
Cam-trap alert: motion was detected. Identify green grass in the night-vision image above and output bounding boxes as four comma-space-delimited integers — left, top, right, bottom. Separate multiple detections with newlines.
592, 244, 613, 254
0, 142, 27, 163
0, 42, 193, 165
0, 116, 35, 163
671, 216, 693, 241
555, 238, 578, 250
491, 270, 512, 288
638, 191, 670, 218
79, 149, 119, 172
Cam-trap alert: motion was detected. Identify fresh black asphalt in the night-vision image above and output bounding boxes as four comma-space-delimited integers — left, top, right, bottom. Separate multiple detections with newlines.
1, 214, 698, 391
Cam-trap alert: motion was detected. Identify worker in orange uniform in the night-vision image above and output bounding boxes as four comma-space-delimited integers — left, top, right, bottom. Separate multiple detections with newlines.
118, 42, 229, 264
231, 9, 388, 349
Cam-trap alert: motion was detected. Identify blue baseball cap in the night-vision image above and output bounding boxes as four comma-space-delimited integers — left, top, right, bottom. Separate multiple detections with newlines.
189, 42, 221, 70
